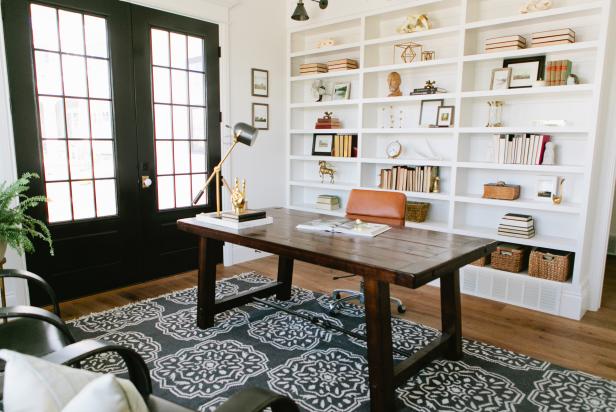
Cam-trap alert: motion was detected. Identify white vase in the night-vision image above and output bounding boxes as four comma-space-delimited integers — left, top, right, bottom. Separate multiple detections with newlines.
0, 241, 6, 262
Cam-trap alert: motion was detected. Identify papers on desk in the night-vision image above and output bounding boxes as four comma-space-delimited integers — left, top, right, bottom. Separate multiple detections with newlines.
296, 218, 391, 238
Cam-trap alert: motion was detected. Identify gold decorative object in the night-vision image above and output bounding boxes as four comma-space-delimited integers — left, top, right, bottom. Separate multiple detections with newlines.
486, 101, 504, 127
421, 51, 436, 61
424, 80, 436, 90
397, 14, 432, 34
432, 176, 441, 193
394, 42, 422, 64
552, 178, 565, 205
230, 178, 247, 214
520, 0, 552, 14
318, 160, 336, 184
387, 72, 402, 97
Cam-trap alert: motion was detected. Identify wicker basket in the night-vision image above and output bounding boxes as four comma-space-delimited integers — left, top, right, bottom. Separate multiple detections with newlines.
528, 248, 571, 282
471, 255, 491, 267
406, 202, 430, 223
491, 244, 529, 273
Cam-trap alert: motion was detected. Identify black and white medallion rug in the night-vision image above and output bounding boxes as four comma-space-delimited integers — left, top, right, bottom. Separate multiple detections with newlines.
68, 272, 616, 412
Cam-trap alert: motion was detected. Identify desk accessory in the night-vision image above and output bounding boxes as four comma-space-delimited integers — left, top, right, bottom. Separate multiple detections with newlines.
296, 218, 391, 237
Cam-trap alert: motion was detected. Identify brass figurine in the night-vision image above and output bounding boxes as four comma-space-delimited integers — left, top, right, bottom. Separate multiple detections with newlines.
552, 178, 565, 205
318, 161, 336, 184
230, 178, 247, 214
397, 14, 432, 33
432, 176, 441, 193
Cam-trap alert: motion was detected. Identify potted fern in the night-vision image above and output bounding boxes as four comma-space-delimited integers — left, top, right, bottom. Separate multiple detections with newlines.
0, 173, 53, 260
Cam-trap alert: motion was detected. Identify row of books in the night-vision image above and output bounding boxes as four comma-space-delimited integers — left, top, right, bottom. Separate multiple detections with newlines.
300, 59, 358, 75
315, 116, 342, 129
498, 213, 535, 239
379, 166, 439, 193
484, 28, 575, 53
331, 134, 357, 158
491, 134, 551, 165
545, 60, 572, 86
315, 194, 341, 211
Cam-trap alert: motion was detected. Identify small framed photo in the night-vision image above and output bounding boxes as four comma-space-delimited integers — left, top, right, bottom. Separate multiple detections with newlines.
436, 106, 455, 127
332, 82, 351, 100
251, 68, 269, 97
490, 67, 512, 90
419, 99, 444, 127
252, 103, 269, 130
504, 56, 546, 89
535, 175, 558, 202
312, 133, 334, 156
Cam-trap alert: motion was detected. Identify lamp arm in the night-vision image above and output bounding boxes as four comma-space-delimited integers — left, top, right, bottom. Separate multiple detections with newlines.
192, 137, 239, 205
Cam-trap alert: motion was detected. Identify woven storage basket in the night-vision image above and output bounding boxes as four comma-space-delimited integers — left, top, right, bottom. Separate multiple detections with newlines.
471, 255, 491, 267
528, 248, 571, 282
406, 202, 430, 223
491, 244, 529, 273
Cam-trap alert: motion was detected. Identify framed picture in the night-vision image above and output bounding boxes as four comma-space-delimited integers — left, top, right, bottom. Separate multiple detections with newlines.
419, 99, 444, 127
312, 133, 335, 156
332, 82, 351, 100
535, 175, 558, 202
251, 68, 269, 97
503, 56, 546, 89
436, 106, 455, 127
490, 67, 512, 90
252, 103, 269, 130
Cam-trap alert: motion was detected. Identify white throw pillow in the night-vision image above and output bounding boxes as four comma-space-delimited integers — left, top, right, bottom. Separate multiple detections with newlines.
0, 349, 148, 412
63, 374, 148, 412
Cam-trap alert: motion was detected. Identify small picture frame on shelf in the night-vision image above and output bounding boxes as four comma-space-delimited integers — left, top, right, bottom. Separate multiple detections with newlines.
419, 99, 444, 127
436, 106, 455, 127
503, 56, 546, 88
251, 68, 269, 97
252, 103, 269, 130
333, 82, 351, 100
535, 175, 559, 202
312, 133, 335, 156
490, 68, 512, 90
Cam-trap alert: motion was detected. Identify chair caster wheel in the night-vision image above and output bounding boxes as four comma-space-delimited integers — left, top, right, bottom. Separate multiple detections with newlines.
332, 292, 341, 300
397, 305, 406, 314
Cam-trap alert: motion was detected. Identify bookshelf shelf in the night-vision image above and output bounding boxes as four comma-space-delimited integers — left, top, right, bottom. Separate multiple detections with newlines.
286, 0, 611, 319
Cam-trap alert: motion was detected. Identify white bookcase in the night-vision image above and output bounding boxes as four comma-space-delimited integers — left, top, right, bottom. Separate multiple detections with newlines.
285, 0, 612, 319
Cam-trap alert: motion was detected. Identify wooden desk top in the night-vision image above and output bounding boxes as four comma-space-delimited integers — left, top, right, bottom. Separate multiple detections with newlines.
178, 208, 497, 288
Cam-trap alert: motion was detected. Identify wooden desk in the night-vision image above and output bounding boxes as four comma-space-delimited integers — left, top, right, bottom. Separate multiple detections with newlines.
178, 208, 497, 411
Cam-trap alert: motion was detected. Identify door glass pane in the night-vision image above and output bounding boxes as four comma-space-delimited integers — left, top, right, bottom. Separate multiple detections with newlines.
31, 4, 59, 51
58, 10, 84, 55
151, 28, 207, 210
30, 5, 117, 223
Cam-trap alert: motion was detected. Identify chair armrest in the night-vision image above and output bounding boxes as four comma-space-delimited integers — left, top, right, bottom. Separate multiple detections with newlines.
216, 387, 299, 412
42, 340, 152, 400
0, 269, 60, 315
0, 305, 75, 344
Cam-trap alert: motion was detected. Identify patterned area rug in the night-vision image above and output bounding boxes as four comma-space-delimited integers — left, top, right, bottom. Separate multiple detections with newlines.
68, 272, 616, 412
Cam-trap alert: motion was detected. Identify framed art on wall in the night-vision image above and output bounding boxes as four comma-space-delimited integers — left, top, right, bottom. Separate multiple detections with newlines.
251, 68, 269, 97
312, 134, 334, 156
252, 103, 269, 130
503, 56, 546, 88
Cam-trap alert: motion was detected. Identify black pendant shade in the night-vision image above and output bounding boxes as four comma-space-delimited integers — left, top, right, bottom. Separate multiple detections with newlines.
291, 1, 309, 21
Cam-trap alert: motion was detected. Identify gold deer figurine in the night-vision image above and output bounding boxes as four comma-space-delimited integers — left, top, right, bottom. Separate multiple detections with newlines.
230, 178, 247, 214
318, 161, 335, 184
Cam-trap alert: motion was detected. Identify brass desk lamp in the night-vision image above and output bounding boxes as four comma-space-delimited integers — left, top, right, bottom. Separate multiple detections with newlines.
192, 122, 259, 217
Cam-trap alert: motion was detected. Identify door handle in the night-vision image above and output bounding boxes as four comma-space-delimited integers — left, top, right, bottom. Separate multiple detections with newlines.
141, 176, 153, 189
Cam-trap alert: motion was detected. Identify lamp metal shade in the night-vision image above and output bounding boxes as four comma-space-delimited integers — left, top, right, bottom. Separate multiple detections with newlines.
291, 1, 309, 21
234, 122, 259, 146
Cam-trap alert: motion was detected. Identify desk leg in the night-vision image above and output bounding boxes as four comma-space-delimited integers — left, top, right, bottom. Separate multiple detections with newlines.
276, 256, 294, 301
440, 269, 462, 360
364, 277, 395, 412
197, 237, 221, 329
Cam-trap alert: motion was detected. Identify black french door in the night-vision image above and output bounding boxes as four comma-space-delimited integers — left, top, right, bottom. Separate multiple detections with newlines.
2, 0, 221, 304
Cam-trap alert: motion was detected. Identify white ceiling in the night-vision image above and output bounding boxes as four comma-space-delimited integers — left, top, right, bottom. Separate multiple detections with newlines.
202, 0, 243, 7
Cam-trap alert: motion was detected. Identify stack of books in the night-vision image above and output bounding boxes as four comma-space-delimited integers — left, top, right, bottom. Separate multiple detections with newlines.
410, 86, 447, 95
315, 116, 342, 129
221, 209, 267, 222
531, 28, 575, 48
498, 213, 535, 239
316, 195, 341, 210
300, 63, 328, 75
332, 134, 356, 157
492, 134, 551, 165
484, 35, 526, 53
545, 60, 573, 86
327, 59, 358, 72
379, 166, 438, 193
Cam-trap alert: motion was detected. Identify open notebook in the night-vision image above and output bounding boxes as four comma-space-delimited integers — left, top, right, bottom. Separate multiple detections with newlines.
296, 218, 391, 238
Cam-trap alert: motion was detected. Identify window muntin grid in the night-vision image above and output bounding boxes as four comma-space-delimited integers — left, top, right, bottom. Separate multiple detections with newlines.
30, 3, 117, 223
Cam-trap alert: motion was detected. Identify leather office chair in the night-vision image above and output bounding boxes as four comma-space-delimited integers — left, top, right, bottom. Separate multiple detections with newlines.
329, 189, 407, 314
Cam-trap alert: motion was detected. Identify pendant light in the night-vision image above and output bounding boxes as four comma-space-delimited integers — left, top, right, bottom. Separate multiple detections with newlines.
291, 0, 328, 21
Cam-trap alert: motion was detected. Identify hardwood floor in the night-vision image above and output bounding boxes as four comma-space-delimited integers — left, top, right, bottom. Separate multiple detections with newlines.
58, 255, 616, 381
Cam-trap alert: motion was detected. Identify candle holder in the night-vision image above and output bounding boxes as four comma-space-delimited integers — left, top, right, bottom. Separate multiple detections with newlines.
486, 101, 504, 127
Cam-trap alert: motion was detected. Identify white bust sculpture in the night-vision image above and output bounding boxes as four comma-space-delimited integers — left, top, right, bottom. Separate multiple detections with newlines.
542, 142, 556, 165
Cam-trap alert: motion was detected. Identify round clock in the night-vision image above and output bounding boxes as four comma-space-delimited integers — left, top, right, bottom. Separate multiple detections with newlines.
386, 140, 402, 159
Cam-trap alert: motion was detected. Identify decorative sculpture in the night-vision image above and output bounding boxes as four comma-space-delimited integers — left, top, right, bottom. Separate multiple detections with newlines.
520, 0, 552, 13
230, 178, 247, 214
486, 101, 504, 127
552, 178, 565, 205
542, 142, 556, 165
318, 161, 336, 184
387, 72, 402, 97
432, 176, 441, 193
312, 80, 327, 102
397, 14, 432, 33
316, 38, 336, 48
394, 42, 422, 64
